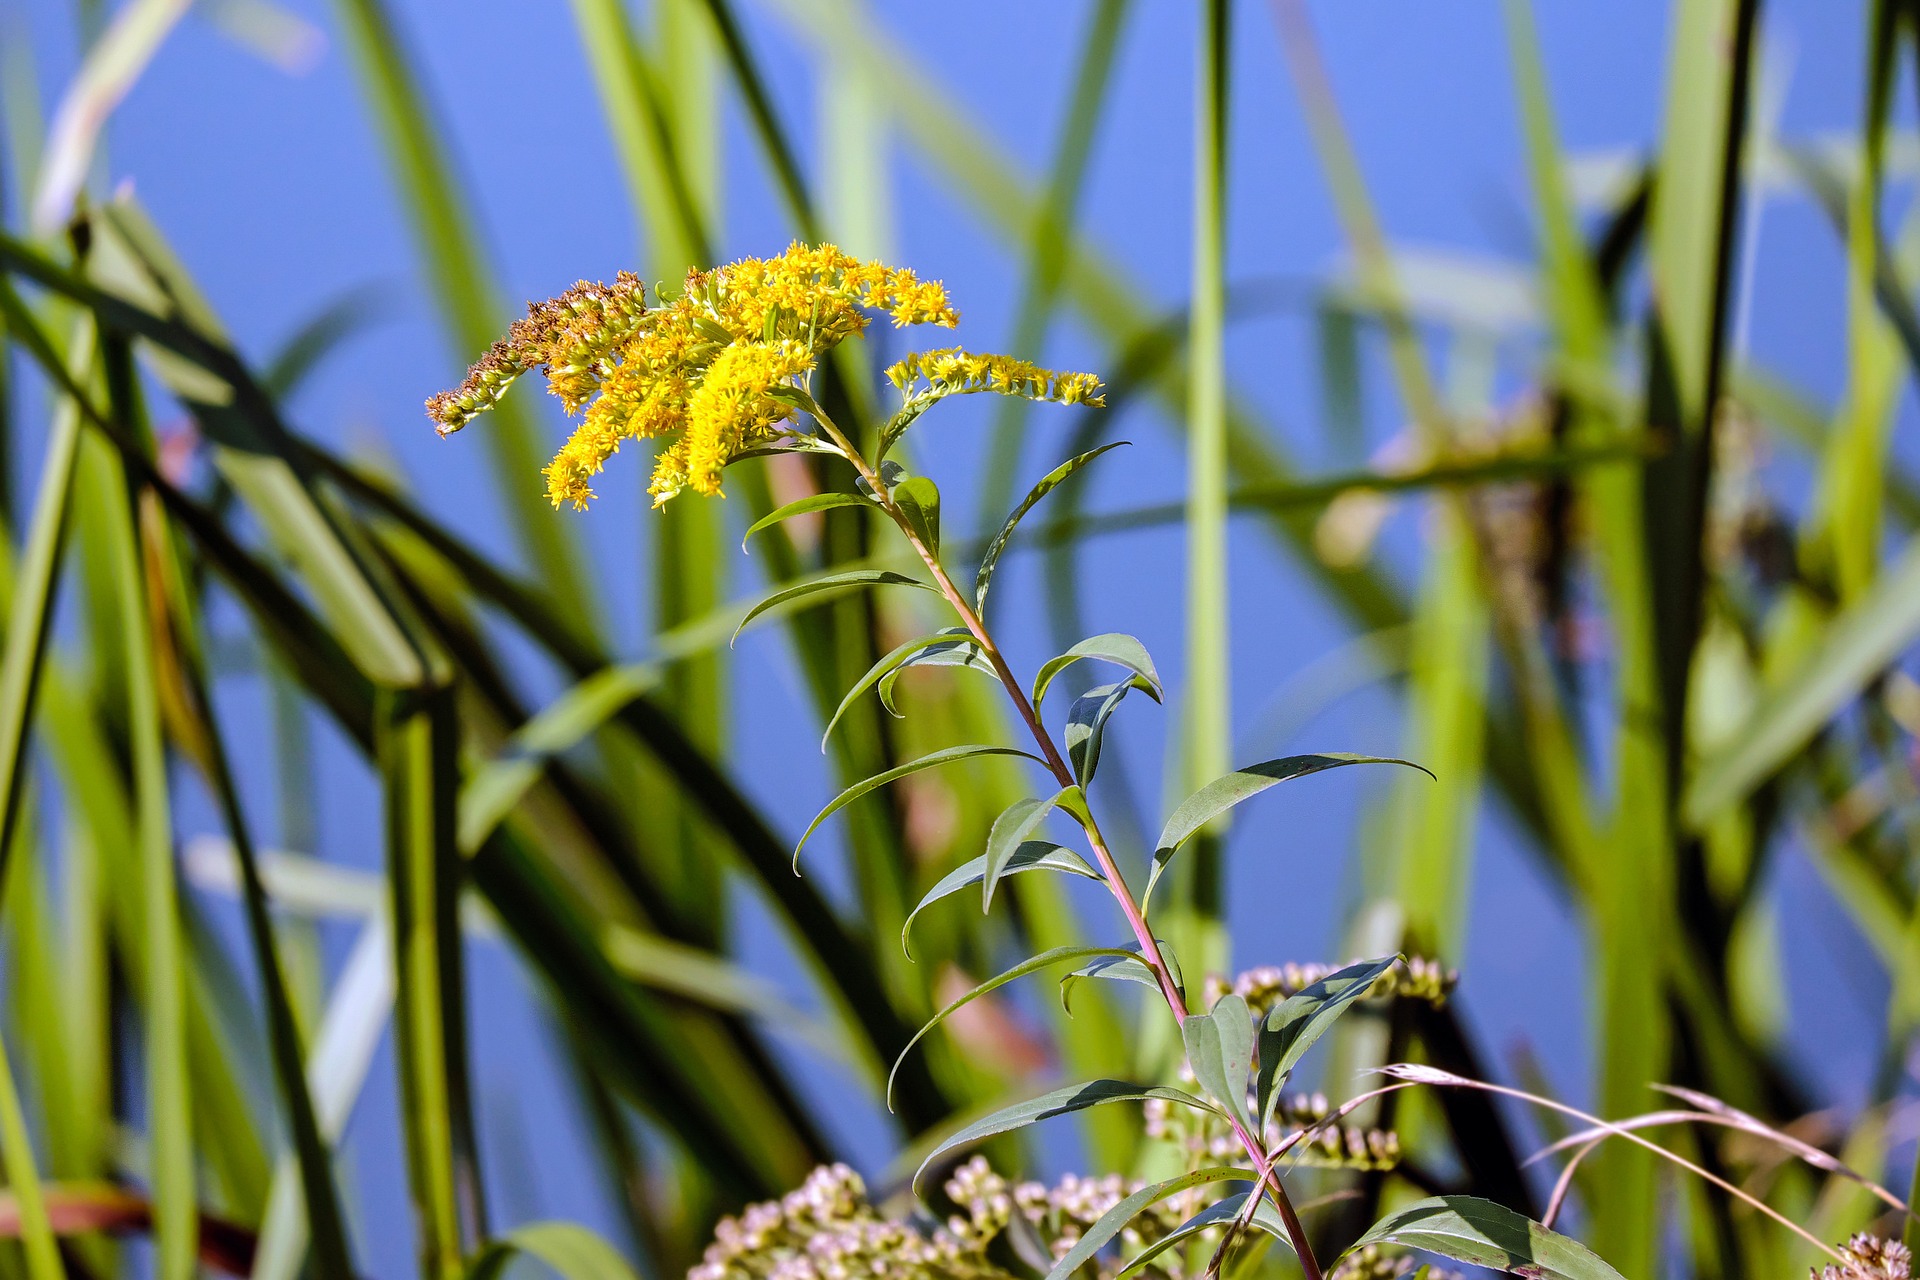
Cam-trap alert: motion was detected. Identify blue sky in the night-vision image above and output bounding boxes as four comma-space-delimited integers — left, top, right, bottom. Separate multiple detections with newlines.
5, 0, 1893, 1272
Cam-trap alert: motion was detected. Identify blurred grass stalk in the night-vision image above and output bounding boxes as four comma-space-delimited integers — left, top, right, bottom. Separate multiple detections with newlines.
0, 0, 1917, 1277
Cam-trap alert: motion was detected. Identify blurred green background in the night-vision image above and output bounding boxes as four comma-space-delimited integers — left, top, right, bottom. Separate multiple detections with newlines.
0, 0, 1914, 1276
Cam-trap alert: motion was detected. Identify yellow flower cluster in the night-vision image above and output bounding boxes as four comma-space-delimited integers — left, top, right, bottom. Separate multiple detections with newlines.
427, 243, 961, 508
885, 347, 1105, 407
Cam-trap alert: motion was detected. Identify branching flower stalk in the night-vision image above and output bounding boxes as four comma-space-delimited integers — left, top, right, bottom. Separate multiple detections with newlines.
791, 389, 1326, 1280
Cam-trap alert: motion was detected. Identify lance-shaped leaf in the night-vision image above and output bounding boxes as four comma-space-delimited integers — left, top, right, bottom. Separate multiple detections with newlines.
913, 1079, 1218, 1190
1144, 755, 1429, 912
1032, 632, 1161, 711
903, 841, 1099, 958
823, 630, 973, 747
1257, 956, 1399, 1126
821, 629, 975, 740
796, 745, 1043, 866
1345, 1197, 1626, 1280
887, 945, 1137, 1108
1115, 1191, 1292, 1278
1060, 942, 1182, 1014
465, 1221, 643, 1280
877, 633, 997, 714
982, 787, 1083, 909
975, 442, 1128, 615
730, 569, 936, 645
1183, 994, 1255, 1131
741, 492, 874, 549
1044, 1167, 1255, 1280
892, 475, 941, 554
1064, 679, 1149, 786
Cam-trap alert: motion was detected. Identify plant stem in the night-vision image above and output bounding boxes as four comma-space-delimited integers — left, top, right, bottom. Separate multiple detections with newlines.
805, 403, 1325, 1280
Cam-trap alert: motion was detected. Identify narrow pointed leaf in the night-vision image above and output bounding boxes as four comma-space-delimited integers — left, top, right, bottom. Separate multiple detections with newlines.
892, 475, 941, 555
913, 1079, 1217, 1190
1345, 1196, 1626, 1280
982, 789, 1079, 909
903, 842, 1098, 957
822, 630, 969, 747
1059, 943, 1181, 1015
975, 442, 1128, 615
1115, 1192, 1293, 1277
1044, 1167, 1254, 1280
1145, 755, 1429, 911
741, 492, 873, 549
1064, 679, 1145, 786
1257, 956, 1398, 1125
1183, 994, 1254, 1130
887, 945, 1136, 1108
1032, 631, 1161, 710
796, 745, 1042, 864
877, 633, 997, 714
731, 569, 935, 645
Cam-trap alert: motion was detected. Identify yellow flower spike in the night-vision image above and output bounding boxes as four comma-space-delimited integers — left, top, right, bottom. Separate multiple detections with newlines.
431, 243, 970, 508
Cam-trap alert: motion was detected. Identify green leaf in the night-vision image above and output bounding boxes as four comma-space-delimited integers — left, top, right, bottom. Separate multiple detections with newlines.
877, 632, 997, 714
1032, 631, 1161, 710
465, 1221, 642, 1280
822, 630, 969, 747
1257, 956, 1399, 1125
0, 304, 89, 895
1346, 1196, 1626, 1280
102, 422, 197, 1280
903, 842, 1099, 957
1115, 1191, 1292, 1278
887, 945, 1137, 1109
741, 492, 873, 549
913, 1079, 1217, 1190
1144, 755, 1430, 912
0, 1026, 64, 1280
975, 442, 1128, 615
1059, 943, 1180, 1014
982, 789, 1081, 909
1064, 679, 1148, 786
893, 475, 941, 555
730, 569, 936, 645
796, 744, 1042, 865
1043, 1167, 1254, 1280
1183, 993, 1254, 1131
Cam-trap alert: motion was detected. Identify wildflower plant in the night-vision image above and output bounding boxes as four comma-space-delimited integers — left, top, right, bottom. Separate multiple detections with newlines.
439, 246, 1638, 1280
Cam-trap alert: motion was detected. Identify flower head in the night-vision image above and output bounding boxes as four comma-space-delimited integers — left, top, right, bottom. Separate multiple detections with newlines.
1818, 1236, 1912, 1280
428, 243, 961, 509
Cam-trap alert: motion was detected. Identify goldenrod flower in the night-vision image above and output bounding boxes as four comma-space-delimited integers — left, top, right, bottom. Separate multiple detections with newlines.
428, 243, 961, 509
886, 348, 1105, 407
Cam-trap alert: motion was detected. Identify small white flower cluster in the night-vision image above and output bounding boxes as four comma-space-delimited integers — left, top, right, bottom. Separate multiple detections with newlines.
689, 1164, 1003, 1280
1330, 1243, 1464, 1280
690, 1158, 1212, 1280
944, 1157, 1201, 1275
1220, 957, 1457, 1016
1818, 1236, 1913, 1280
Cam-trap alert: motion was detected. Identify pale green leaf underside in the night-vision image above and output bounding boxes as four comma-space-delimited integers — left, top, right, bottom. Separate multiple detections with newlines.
1345, 1196, 1627, 1280
903, 840, 1099, 957
1032, 631, 1162, 711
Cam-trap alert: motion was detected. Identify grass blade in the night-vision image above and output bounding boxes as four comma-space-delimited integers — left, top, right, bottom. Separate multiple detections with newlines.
0, 1023, 64, 1280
